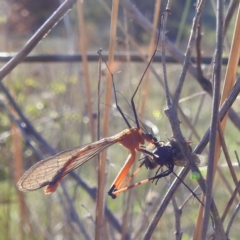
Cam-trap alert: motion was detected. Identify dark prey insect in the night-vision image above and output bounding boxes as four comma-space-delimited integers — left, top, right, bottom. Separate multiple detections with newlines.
112, 138, 206, 197
143, 137, 206, 172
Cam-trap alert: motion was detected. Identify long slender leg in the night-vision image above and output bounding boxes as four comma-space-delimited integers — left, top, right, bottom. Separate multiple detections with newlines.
108, 150, 136, 198
112, 165, 174, 196
113, 176, 160, 196
153, 164, 173, 178
118, 162, 145, 190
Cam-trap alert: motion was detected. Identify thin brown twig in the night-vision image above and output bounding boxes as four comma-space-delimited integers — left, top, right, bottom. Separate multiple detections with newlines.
2, 73, 124, 237
179, 185, 201, 210
224, 0, 240, 35
139, 0, 161, 118
98, 1, 119, 239
217, 167, 239, 205
143, 168, 189, 240
226, 202, 240, 238
120, 0, 240, 130
221, 181, 240, 223
0, 53, 238, 64
172, 197, 183, 240
234, 151, 240, 167
120, 9, 133, 240
195, 13, 204, 82
161, 10, 171, 107
0, 0, 77, 81
144, 73, 240, 239
98, 0, 205, 141
61, 182, 92, 240
77, 0, 95, 142
166, 0, 208, 197
11, 120, 25, 240
187, 93, 205, 140
202, 0, 224, 236
96, 49, 105, 240
194, 77, 240, 156
171, 1, 205, 106
120, 0, 213, 93
218, 124, 240, 194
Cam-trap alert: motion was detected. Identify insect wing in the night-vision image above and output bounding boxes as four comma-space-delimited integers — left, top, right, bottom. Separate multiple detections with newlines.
173, 153, 207, 167
192, 153, 207, 166
17, 136, 120, 192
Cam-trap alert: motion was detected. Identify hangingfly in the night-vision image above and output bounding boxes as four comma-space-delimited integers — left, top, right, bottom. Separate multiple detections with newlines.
17, 32, 161, 197
17, 128, 158, 195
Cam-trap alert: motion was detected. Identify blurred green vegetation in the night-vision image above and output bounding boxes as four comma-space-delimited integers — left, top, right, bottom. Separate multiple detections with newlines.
0, 0, 239, 239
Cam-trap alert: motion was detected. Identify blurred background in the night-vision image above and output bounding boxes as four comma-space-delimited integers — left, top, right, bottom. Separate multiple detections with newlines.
0, 0, 239, 239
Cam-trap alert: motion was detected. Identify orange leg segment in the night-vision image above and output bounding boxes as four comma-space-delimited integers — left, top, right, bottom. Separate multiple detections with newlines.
113, 177, 156, 196
110, 162, 151, 197
108, 150, 136, 198
119, 162, 144, 190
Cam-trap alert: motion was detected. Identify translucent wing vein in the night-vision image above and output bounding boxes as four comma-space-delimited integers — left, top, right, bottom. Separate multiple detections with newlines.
17, 134, 121, 192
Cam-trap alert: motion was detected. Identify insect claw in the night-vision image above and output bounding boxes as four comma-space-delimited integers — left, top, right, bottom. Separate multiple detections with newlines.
108, 185, 117, 199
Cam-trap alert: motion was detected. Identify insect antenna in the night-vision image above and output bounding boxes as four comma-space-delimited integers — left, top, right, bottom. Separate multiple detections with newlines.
97, 51, 132, 129
152, 167, 204, 207
114, 90, 151, 134
169, 170, 204, 207
98, 22, 161, 132
130, 28, 161, 129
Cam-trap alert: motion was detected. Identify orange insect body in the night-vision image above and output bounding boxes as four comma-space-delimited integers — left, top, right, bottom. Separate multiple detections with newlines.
118, 128, 145, 151
108, 128, 155, 197
17, 127, 155, 196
